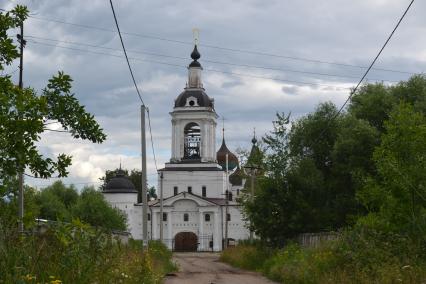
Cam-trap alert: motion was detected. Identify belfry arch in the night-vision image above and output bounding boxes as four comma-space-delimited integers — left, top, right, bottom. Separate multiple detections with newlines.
184, 122, 201, 159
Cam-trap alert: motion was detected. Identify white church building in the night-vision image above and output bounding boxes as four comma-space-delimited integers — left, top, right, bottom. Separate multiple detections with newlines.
103, 45, 253, 251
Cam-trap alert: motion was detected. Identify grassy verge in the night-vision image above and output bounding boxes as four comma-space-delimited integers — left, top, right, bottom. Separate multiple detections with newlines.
0, 220, 176, 284
221, 228, 426, 283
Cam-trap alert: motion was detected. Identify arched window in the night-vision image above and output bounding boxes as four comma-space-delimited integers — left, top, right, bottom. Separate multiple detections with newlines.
184, 213, 189, 222
184, 122, 201, 159
205, 213, 210, 222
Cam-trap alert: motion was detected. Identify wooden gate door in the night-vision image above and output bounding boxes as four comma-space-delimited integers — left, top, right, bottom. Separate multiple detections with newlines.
174, 232, 198, 251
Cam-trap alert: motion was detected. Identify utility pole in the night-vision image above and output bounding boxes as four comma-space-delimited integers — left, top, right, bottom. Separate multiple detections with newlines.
141, 105, 148, 248
159, 171, 164, 242
224, 153, 229, 249
17, 21, 26, 234
249, 170, 255, 240
244, 165, 258, 241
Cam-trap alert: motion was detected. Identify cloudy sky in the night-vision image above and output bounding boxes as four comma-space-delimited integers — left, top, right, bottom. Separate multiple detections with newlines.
2, 0, 425, 190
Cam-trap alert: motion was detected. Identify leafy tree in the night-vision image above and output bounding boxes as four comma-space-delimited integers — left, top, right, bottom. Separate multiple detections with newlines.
357, 103, 426, 238
35, 181, 78, 221
33, 181, 126, 230
0, 6, 106, 191
392, 75, 426, 114
289, 102, 340, 174
241, 103, 380, 242
349, 75, 426, 131
72, 187, 127, 231
37, 188, 71, 221
261, 113, 289, 178
349, 83, 395, 132
0, 184, 40, 228
41, 180, 78, 208
148, 186, 157, 199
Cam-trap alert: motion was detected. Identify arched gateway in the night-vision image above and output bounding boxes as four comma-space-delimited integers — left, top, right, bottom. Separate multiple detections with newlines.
174, 232, 198, 251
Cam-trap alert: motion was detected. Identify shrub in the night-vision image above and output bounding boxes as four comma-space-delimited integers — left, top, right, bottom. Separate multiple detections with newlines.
220, 240, 275, 271
0, 219, 175, 284
221, 228, 426, 284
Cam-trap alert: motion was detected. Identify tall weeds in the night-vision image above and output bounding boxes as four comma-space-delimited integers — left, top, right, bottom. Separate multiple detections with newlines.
0, 220, 176, 283
221, 228, 426, 283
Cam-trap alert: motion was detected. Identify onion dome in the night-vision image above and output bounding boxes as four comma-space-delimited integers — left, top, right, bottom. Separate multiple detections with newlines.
174, 45, 214, 108
217, 138, 239, 171
103, 169, 137, 193
229, 167, 243, 186
251, 136, 257, 145
246, 131, 263, 170
189, 45, 201, 67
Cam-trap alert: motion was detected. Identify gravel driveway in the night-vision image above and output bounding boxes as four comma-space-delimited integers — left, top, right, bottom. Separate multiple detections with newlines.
164, 252, 277, 284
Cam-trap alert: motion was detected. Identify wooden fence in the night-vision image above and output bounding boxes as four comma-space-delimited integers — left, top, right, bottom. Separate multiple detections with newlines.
297, 232, 339, 248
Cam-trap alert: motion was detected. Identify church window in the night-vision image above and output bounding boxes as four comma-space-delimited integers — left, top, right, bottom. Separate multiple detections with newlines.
227, 213, 231, 221
189, 100, 195, 106
202, 186, 206, 197
184, 122, 201, 159
184, 213, 189, 222
188, 186, 192, 193
148, 213, 150, 221
228, 192, 233, 201
163, 213, 167, 222
205, 214, 210, 222
174, 186, 178, 195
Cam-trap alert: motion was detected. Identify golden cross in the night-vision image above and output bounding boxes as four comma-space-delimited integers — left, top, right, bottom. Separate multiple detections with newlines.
192, 28, 200, 45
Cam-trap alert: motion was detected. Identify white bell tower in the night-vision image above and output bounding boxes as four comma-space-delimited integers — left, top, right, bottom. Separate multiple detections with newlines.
169, 45, 218, 164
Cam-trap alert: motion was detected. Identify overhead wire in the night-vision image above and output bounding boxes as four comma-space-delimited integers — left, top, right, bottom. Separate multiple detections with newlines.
27, 39, 352, 91
25, 35, 402, 83
146, 108, 158, 172
27, 14, 417, 75
108, 0, 144, 105
108, 0, 159, 175
313, 0, 415, 146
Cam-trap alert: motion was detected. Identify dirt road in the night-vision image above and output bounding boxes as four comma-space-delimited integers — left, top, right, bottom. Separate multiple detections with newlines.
164, 252, 277, 284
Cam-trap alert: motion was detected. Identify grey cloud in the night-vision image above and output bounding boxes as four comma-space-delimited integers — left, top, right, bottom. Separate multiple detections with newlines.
8, 0, 425, 188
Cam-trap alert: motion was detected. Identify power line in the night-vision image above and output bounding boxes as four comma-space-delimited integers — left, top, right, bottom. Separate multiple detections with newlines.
315, 0, 415, 145
108, 0, 144, 105
335, 0, 415, 119
27, 15, 417, 75
1, 68, 19, 77
27, 40, 352, 91
147, 108, 158, 172
25, 35, 402, 83
43, 128, 69, 133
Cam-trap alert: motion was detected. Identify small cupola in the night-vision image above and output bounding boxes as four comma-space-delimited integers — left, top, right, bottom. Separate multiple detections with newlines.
189, 45, 201, 68
188, 45, 203, 88
216, 128, 239, 170
246, 130, 263, 170
174, 45, 214, 109
103, 169, 137, 193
